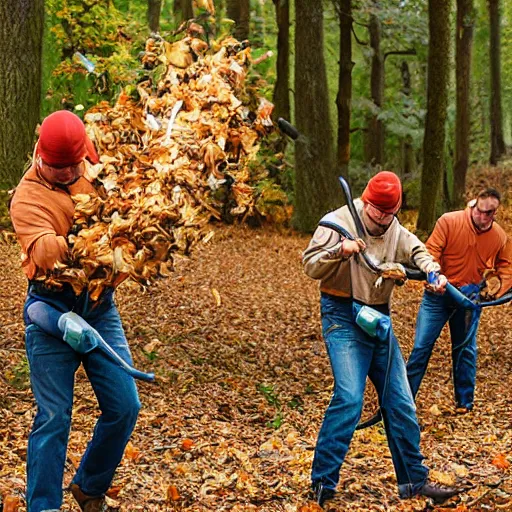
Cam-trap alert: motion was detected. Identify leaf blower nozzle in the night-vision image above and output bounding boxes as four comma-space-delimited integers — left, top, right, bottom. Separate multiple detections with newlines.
27, 302, 155, 382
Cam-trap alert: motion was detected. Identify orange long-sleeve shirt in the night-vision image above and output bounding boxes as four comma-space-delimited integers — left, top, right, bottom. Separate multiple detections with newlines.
426, 208, 512, 293
9, 165, 96, 280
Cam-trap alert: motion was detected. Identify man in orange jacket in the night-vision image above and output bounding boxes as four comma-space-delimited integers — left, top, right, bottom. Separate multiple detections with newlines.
10, 111, 141, 512
407, 188, 512, 411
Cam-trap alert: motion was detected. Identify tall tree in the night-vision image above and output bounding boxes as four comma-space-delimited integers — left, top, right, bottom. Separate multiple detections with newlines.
294, 0, 339, 232
272, 0, 291, 125
417, 0, 451, 233
452, 0, 475, 207
227, 0, 250, 41
367, 0, 384, 167
335, 0, 352, 179
0, 0, 44, 189
148, 0, 162, 32
488, 0, 505, 165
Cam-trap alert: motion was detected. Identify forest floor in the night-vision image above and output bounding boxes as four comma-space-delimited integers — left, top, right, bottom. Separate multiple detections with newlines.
1, 167, 512, 512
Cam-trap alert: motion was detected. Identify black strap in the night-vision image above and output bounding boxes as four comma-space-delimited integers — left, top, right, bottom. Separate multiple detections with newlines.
318, 220, 354, 240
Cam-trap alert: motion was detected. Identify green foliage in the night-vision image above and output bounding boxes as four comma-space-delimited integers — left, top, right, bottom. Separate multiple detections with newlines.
34, 0, 511, 218
257, 382, 280, 407
42, 0, 147, 116
5, 357, 30, 391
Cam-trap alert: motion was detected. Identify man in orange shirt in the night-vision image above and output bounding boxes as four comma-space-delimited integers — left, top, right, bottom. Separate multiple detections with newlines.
407, 189, 512, 411
10, 111, 141, 512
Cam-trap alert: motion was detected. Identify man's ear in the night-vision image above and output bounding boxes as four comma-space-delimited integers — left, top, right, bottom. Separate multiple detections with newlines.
467, 198, 476, 207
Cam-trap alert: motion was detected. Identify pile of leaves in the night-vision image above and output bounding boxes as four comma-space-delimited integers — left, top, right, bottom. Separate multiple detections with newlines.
42, 33, 289, 300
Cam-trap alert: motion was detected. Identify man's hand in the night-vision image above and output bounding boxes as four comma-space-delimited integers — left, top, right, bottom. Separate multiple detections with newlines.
339, 238, 366, 257
425, 273, 448, 294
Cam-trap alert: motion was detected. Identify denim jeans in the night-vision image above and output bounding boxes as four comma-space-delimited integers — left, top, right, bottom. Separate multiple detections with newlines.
24, 284, 141, 512
311, 293, 428, 497
406, 290, 481, 409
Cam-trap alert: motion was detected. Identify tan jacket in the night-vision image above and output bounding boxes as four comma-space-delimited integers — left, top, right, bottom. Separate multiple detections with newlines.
303, 199, 440, 305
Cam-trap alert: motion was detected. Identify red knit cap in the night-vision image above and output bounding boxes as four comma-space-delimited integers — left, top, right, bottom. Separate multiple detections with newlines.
361, 171, 402, 214
37, 110, 99, 167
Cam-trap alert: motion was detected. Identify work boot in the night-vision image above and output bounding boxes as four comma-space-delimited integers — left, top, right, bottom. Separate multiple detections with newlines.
418, 481, 460, 504
70, 484, 108, 512
311, 482, 336, 508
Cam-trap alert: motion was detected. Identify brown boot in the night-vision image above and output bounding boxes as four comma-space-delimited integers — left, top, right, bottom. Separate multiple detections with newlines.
70, 484, 108, 512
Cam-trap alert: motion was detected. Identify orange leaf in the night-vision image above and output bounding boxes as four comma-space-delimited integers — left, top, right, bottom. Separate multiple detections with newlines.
106, 485, 122, 498
167, 485, 180, 501
124, 441, 141, 461
298, 504, 323, 512
3, 495, 21, 512
492, 453, 510, 470
181, 438, 194, 451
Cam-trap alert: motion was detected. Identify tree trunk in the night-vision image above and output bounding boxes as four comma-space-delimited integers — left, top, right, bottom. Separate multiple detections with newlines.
366, 2, 384, 167
417, 0, 451, 233
0, 0, 44, 189
148, 0, 162, 33
489, 0, 505, 165
272, 0, 290, 123
183, 0, 194, 20
294, 0, 338, 232
227, 0, 250, 41
452, 0, 474, 208
335, 0, 352, 180
400, 61, 415, 178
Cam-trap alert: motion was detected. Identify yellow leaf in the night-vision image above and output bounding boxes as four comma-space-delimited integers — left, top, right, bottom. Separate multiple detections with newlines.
430, 470, 455, 486
429, 404, 442, 416
211, 287, 221, 306
451, 463, 469, 478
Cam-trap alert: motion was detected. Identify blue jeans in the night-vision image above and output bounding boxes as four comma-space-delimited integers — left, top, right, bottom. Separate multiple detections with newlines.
311, 294, 428, 497
406, 290, 481, 409
24, 284, 141, 512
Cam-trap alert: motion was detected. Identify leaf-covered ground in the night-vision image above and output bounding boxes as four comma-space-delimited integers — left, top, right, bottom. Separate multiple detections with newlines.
1, 171, 512, 511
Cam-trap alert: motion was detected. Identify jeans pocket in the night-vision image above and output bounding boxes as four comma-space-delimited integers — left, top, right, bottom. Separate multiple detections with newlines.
25, 323, 41, 360
324, 323, 343, 337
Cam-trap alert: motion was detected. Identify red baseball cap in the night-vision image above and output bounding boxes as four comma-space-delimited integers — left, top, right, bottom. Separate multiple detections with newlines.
37, 110, 99, 167
361, 171, 402, 214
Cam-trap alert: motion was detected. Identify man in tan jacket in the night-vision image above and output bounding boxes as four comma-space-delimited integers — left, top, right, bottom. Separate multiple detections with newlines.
303, 171, 458, 508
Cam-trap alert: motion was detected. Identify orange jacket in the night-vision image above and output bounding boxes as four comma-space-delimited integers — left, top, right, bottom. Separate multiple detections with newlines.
426, 208, 512, 294
10, 165, 96, 280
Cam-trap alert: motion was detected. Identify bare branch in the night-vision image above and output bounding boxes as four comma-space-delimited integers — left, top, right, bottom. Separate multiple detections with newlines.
384, 49, 417, 61
352, 26, 368, 46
